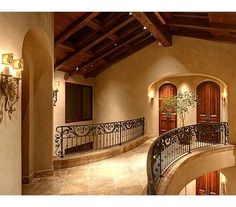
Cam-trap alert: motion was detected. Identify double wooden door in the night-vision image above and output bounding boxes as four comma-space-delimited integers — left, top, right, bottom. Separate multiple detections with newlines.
159, 83, 177, 135
197, 81, 220, 142
196, 171, 220, 195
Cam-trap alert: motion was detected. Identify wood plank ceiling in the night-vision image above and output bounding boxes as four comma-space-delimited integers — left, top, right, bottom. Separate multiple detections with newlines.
54, 12, 236, 77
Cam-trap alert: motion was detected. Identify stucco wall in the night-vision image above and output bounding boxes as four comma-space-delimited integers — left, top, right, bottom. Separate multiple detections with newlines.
0, 12, 53, 195
94, 36, 236, 144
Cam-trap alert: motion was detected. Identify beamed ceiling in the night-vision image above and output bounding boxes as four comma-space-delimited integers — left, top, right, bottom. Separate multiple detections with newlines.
54, 12, 236, 78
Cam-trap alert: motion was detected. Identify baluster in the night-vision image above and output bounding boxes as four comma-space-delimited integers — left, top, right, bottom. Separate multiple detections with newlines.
60, 126, 64, 158
188, 127, 191, 153
119, 121, 122, 145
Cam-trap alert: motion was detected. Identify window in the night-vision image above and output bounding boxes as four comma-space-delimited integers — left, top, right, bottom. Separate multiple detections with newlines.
65, 82, 93, 122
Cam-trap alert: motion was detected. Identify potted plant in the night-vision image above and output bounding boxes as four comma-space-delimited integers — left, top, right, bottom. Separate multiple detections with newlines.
160, 90, 198, 144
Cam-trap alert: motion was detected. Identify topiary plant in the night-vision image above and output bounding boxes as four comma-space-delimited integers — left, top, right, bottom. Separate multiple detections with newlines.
160, 90, 198, 127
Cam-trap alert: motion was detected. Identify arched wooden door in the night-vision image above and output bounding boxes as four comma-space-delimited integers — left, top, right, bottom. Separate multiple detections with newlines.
159, 83, 177, 135
196, 81, 220, 142
197, 81, 220, 124
196, 171, 220, 195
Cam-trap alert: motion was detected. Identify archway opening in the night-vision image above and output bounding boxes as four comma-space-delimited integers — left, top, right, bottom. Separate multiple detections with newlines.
21, 28, 53, 184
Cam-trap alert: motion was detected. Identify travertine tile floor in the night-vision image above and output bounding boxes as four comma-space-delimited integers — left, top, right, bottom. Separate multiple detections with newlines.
22, 138, 155, 195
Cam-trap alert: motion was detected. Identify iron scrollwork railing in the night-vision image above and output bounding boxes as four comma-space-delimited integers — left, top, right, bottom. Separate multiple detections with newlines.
147, 122, 229, 195
55, 117, 145, 158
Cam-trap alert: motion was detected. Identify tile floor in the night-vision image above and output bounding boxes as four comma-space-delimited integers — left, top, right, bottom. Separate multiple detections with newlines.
22, 138, 155, 195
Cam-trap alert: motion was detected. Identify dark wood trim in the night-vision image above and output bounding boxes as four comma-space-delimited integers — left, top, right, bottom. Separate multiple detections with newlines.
72, 30, 150, 76
133, 12, 172, 47
55, 12, 99, 46
55, 16, 135, 70
65, 82, 93, 123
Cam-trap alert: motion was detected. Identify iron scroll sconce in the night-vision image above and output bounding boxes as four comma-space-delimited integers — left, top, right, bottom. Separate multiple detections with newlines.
0, 53, 23, 114
53, 81, 60, 106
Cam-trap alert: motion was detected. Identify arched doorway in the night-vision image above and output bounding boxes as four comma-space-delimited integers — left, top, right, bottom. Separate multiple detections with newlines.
196, 81, 220, 143
197, 81, 220, 124
21, 28, 53, 183
159, 83, 177, 135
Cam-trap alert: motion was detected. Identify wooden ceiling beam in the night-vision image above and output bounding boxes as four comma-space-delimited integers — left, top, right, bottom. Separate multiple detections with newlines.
71, 30, 150, 75
167, 21, 236, 33
154, 12, 167, 24
55, 16, 135, 70
56, 43, 76, 52
85, 35, 155, 78
171, 12, 209, 19
172, 29, 236, 45
87, 20, 103, 31
55, 12, 99, 46
133, 12, 172, 47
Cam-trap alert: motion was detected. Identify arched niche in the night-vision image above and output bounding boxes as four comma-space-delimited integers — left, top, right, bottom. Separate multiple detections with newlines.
21, 28, 53, 183
146, 74, 228, 137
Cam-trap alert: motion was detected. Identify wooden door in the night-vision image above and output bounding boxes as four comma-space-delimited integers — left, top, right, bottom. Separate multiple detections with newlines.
159, 83, 177, 135
197, 81, 220, 142
197, 81, 220, 123
196, 171, 219, 195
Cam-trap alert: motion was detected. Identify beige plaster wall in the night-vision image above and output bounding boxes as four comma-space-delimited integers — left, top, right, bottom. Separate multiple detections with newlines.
220, 166, 236, 195
94, 36, 236, 144
53, 71, 94, 155
0, 12, 53, 195
179, 179, 196, 195
147, 75, 228, 136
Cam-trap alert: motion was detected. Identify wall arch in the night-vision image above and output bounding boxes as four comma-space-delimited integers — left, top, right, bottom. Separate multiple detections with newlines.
21, 28, 53, 182
157, 145, 236, 195
147, 74, 228, 136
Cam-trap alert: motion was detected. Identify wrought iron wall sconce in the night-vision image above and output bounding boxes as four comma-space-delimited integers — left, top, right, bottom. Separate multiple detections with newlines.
0, 53, 23, 114
53, 81, 60, 106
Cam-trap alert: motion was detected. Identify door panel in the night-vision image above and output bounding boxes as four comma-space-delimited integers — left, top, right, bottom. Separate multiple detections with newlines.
208, 171, 220, 195
197, 81, 220, 123
159, 83, 177, 135
196, 171, 219, 195
196, 174, 208, 195
197, 81, 220, 142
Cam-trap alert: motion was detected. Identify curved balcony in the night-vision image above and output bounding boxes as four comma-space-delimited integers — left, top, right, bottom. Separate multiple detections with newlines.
147, 122, 229, 195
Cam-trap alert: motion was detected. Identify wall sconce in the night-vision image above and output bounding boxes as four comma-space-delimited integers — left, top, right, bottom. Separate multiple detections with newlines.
221, 90, 227, 108
53, 81, 60, 106
0, 53, 23, 114
148, 90, 155, 102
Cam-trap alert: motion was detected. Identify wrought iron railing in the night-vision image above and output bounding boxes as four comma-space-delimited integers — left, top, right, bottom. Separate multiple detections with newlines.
55, 117, 145, 158
147, 122, 229, 195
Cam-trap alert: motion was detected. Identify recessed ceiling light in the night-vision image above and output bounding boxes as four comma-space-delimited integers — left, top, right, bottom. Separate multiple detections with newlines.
150, 33, 153, 36
114, 43, 117, 46
76, 66, 79, 71
143, 26, 147, 30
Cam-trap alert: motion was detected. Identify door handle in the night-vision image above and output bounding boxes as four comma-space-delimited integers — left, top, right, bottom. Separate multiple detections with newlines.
206, 113, 210, 123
